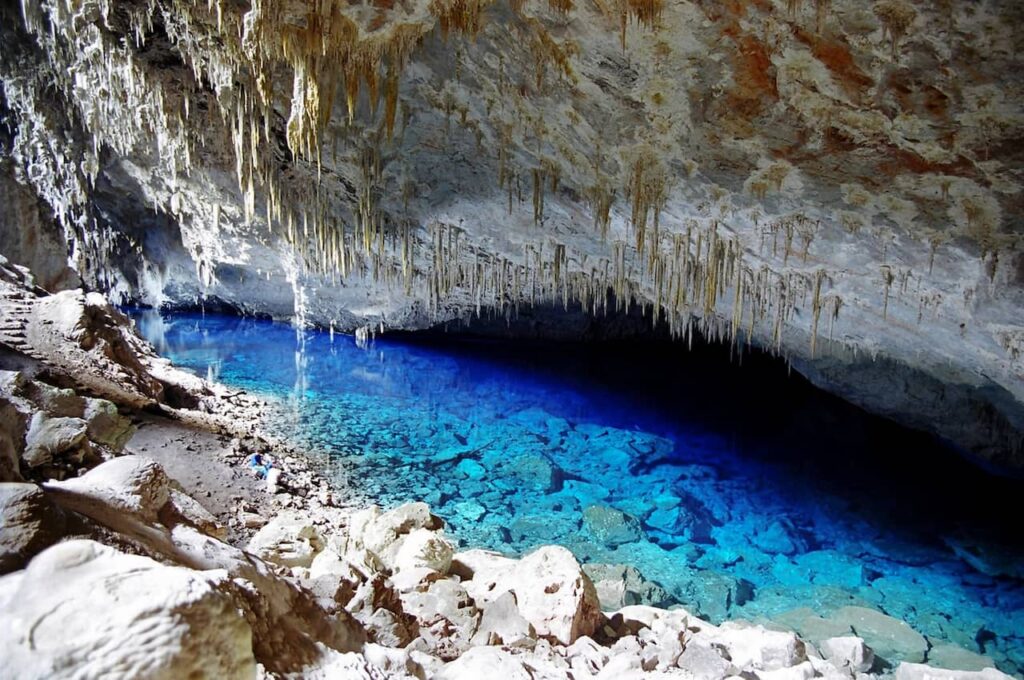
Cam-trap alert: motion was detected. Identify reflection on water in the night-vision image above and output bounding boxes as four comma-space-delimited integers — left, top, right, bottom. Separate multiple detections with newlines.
132, 309, 1024, 675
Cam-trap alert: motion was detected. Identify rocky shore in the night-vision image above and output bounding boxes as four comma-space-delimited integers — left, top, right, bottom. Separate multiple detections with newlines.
0, 262, 1015, 679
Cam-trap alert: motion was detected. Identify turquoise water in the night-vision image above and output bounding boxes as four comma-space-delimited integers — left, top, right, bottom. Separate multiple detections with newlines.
134, 310, 1024, 675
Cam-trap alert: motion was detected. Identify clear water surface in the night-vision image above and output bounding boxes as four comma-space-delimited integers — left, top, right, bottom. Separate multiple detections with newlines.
133, 310, 1024, 676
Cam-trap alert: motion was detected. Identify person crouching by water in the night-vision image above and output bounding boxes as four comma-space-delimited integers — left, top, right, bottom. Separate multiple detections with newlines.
247, 453, 283, 494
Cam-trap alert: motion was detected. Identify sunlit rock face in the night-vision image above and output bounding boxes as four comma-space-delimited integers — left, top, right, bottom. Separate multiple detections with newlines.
0, 0, 1021, 464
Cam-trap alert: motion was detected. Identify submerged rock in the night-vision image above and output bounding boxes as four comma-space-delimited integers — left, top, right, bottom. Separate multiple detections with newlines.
829, 606, 929, 665
894, 662, 1015, 680
583, 505, 643, 547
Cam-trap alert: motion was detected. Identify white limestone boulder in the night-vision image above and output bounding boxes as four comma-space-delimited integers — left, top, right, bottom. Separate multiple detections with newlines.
342, 502, 445, 572
450, 548, 518, 605
819, 635, 875, 673
393, 527, 454, 574
699, 622, 807, 673
0, 540, 256, 679
470, 590, 535, 647
503, 545, 604, 645
435, 647, 533, 680
247, 509, 325, 568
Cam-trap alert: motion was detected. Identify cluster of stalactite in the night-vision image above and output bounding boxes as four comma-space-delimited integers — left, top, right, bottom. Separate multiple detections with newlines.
2, 0, 871, 363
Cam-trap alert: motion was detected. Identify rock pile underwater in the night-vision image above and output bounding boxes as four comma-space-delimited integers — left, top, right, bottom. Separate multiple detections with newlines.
137, 308, 1024, 677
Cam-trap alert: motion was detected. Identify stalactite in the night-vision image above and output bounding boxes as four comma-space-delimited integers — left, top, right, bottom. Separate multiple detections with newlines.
881, 266, 895, 320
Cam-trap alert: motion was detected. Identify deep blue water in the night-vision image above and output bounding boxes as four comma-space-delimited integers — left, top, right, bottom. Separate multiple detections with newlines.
133, 310, 1024, 675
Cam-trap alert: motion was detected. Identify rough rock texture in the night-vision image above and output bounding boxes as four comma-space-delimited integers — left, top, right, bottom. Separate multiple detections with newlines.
0, 482, 65, 573
0, 540, 257, 680
0, 0, 1022, 465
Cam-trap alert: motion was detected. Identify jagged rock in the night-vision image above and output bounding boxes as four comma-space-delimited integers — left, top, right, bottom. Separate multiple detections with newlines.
82, 397, 134, 450
507, 454, 562, 493
583, 505, 643, 547
894, 663, 1015, 680
435, 647, 533, 680
470, 590, 535, 647
565, 636, 609, 675
362, 607, 419, 648
819, 636, 875, 674
678, 568, 751, 622
583, 562, 670, 610
0, 540, 256, 678
504, 545, 604, 645
247, 510, 325, 568
401, 578, 480, 654
676, 642, 734, 679
22, 413, 88, 468
393, 527, 454, 574
451, 548, 518, 605
829, 606, 928, 664
0, 483, 65, 573
700, 622, 807, 673
343, 503, 445, 571
362, 643, 427, 679
753, 519, 802, 556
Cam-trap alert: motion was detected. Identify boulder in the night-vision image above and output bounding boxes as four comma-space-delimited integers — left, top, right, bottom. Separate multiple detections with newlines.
82, 398, 134, 450
454, 459, 486, 480
818, 636, 875, 673
22, 413, 88, 468
565, 636, 609, 675
0, 483, 65, 573
344, 503, 444, 570
507, 454, 562, 492
583, 505, 643, 547
435, 647, 533, 680
676, 642, 734, 679
0, 540, 256, 678
505, 545, 604, 645
247, 510, 325, 568
401, 579, 480, 653
702, 622, 807, 672
471, 590, 534, 647
894, 663, 1015, 680
926, 644, 999, 673
43, 455, 170, 522
393, 528, 454, 574
451, 548, 518, 605
829, 606, 928, 664
753, 520, 802, 556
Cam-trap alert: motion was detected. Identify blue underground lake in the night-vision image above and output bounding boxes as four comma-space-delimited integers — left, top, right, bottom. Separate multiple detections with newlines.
133, 310, 1024, 675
